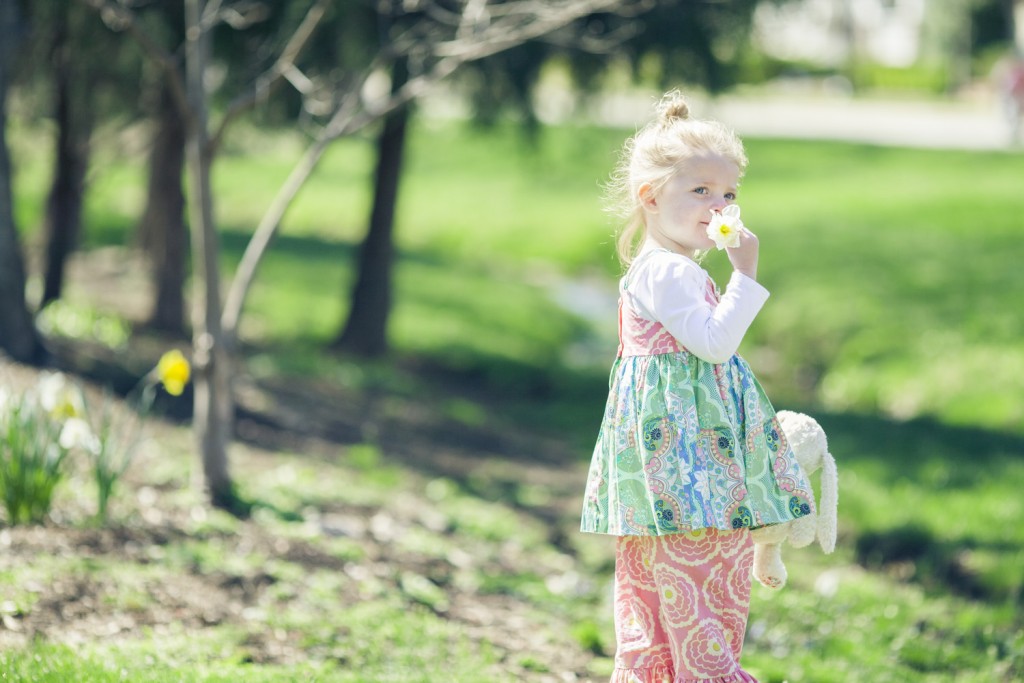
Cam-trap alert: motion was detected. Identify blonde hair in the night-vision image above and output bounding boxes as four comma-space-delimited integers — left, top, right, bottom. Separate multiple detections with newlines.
605, 90, 748, 265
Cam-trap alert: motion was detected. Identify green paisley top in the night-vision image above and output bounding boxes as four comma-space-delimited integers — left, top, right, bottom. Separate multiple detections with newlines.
580, 249, 814, 536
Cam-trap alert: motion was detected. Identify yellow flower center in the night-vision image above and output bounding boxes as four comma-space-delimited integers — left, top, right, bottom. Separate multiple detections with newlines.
51, 396, 80, 420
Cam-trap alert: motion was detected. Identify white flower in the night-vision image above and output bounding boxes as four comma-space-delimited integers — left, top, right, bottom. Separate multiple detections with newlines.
37, 372, 67, 410
706, 204, 744, 250
59, 417, 101, 454
37, 372, 84, 419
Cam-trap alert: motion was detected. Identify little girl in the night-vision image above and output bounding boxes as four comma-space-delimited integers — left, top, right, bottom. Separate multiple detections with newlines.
580, 91, 814, 683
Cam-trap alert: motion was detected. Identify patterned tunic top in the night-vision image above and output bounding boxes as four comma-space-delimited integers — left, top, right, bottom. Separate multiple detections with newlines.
581, 249, 814, 536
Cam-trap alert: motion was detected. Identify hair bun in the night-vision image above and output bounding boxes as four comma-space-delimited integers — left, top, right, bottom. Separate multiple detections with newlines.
656, 90, 690, 124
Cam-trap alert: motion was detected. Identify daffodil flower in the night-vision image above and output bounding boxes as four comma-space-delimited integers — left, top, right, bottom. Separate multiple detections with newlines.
37, 372, 85, 420
156, 349, 191, 396
706, 204, 744, 250
59, 417, 101, 455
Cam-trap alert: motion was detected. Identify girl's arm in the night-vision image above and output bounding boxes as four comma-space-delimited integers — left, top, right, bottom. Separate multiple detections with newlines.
629, 253, 769, 363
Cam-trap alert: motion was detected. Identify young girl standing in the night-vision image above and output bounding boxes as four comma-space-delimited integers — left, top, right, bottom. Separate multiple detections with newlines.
580, 91, 815, 683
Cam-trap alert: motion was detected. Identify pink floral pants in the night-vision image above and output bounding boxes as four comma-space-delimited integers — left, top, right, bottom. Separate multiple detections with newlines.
611, 528, 759, 683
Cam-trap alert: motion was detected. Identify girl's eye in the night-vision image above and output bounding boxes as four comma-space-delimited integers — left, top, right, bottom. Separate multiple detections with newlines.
725, 192, 737, 201
694, 187, 708, 195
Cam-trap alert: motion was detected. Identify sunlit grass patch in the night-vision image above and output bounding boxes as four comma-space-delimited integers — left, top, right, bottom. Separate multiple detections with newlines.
747, 557, 1024, 682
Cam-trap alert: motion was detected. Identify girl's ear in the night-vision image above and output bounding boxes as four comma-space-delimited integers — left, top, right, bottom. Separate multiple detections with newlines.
638, 183, 658, 212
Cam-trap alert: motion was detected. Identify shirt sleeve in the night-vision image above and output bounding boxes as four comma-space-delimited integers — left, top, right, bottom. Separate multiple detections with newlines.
626, 252, 770, 364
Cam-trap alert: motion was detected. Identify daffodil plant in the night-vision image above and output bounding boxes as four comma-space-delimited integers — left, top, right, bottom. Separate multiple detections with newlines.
88, 349, 192, 522
0, 378, 81, 525
0, 350, 191, 525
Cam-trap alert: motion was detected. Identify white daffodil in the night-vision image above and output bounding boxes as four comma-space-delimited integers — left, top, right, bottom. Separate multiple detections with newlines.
59, 417, 101, 455
37, 372, 84, 420
706, 204, 744, 250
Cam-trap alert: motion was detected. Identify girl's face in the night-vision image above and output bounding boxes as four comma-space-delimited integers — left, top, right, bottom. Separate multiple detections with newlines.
639, 152, 740, 258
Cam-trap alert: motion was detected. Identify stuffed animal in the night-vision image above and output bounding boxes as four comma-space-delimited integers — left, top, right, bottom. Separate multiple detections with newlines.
751, 410, 838, 589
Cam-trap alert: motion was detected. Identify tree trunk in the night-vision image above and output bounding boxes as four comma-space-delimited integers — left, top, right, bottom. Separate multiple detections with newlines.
0, 0, 45, 363
334, 59, 410, 356
41, 26, 90, 308
140, 78, 187, 334
185, 0, 234, 509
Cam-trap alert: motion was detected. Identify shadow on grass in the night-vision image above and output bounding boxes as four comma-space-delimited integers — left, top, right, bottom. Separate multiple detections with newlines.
218, 227, 356, 264
208, 485, 305, 522
855, 524, 1022, 602
808, 410, 1024, 603
217, 225, 467, 270
815, 410, 1024, 482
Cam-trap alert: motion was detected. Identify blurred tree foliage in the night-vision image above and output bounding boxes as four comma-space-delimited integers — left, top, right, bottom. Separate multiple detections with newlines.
461, 0, 763, 129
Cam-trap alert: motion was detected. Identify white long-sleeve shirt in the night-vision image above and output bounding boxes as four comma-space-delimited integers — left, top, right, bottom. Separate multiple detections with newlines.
623, 249, 770, 364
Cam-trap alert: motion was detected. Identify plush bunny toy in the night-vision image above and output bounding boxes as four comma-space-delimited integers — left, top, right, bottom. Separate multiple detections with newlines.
751, 410, 838, 589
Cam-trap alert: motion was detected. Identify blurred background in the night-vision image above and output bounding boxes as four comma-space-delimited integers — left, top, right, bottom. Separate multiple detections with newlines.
1, 1, 1023, 681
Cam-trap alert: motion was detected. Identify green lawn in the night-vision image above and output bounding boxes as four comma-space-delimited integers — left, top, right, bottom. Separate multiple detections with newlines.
4, 116, 1024, 681
17, 117, 1022, 433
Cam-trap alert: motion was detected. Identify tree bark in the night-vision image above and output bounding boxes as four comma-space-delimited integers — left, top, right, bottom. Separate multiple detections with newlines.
0, 0, 45, 363
334, 59, 410, 356
40, 24, 91, 308
139, 78, 187, 334
184, 0, 234, 508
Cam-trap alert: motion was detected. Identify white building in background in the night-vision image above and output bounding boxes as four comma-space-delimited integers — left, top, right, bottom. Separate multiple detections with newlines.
752, 0, 928, 68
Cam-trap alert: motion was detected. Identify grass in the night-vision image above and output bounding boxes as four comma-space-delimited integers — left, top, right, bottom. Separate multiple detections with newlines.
240, 131, 1023, 441
16, 116, 1023, 433
1, 407, 1021, 681
4, 113, 1024, 681
0, 425, 608, 681
734, 141, 1024, 432
744, 411, 1024, 682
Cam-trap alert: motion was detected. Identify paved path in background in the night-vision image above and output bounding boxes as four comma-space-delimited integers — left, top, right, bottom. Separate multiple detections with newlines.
591, 90, 1019, 151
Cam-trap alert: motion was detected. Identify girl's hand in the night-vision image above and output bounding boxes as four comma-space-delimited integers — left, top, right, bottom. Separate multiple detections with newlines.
727, 227, 759, 280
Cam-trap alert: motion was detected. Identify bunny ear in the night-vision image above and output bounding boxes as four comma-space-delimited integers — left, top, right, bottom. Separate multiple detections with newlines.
816, 449, 839, 554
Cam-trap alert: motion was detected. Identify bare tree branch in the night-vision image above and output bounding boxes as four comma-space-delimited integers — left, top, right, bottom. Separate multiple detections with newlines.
198, 0, 273, 31
82, 0, 646, 342
460, 0, 491, 31
199, 0, 273, 31
433, 0, 623, 59
208, 0, 330, 155
220, 0, 641, 335
200, 0, 225, 30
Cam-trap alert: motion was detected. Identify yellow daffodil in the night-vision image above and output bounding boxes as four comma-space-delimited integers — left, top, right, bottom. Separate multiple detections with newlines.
156, 349, 191, 396
706, 204, 744, 250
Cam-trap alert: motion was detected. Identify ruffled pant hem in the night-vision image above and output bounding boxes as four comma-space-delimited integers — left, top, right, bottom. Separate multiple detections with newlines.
611, 666, 758, 683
